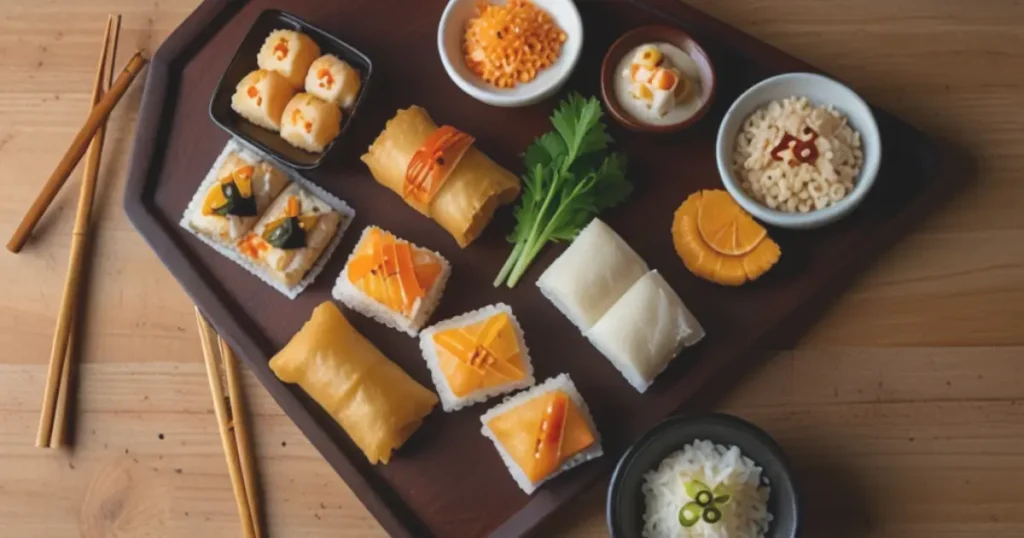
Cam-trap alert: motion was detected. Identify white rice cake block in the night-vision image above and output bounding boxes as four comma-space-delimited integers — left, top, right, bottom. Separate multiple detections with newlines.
231, 69, 296, 132
537, 218, 648, 333
257, 29, 321, 88
280, 93, 342, 153
586, 270, 704, 393
237, 182, 345, 289
333, 226, 451, 336
480, 374, 603, 494
419, 303, 534, 412
305, 54, 362, 109
182, 144, 289, 246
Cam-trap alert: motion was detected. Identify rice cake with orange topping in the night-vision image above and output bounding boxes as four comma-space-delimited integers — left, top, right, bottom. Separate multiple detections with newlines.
480, 374, 602, 494
419, 303, 534, 411
333, 226, 451, 336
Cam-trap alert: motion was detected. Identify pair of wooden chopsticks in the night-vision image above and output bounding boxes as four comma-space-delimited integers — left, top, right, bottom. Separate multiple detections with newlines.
8, 20, 147, 255
34, 14, 137, 448
195, 309, 263, 538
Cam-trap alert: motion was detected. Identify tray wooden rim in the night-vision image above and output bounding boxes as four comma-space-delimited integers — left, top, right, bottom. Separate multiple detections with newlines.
123, 1, 972, 536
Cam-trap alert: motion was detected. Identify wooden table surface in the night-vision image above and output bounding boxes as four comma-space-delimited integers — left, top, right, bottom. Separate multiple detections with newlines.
2, 0, 1022, 536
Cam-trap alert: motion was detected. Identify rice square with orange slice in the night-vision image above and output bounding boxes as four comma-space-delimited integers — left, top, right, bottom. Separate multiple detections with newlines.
333, 226, 450, 336
419, 303, 534, 412
480, 374, 602, 494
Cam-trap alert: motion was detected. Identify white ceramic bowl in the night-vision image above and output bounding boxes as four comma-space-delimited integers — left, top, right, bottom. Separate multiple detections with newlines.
715, 73, 882, 229
437, 0, 583, 107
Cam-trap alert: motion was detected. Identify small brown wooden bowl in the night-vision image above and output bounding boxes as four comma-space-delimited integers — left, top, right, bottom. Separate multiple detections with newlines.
600, 26, 717, 133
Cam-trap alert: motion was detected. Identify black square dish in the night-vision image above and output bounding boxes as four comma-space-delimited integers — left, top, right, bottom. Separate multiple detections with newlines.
209, 9, 372, 170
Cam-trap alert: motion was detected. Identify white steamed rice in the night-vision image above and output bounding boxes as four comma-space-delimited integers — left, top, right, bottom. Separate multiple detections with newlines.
642, 439, 772, 538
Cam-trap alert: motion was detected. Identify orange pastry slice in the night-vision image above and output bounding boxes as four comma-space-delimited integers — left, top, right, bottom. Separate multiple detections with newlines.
432, 311, 527, 398
346, 228, 443, 315
486, 390, 596, 484
672, 190, 780, 286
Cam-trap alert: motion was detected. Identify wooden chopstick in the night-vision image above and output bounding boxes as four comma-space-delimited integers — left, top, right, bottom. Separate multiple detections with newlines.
6, 46, 147, 254
36, 14, 120, 448
49, 14, 122, 449
221, 338, 262, 537
195, 309, 259, 538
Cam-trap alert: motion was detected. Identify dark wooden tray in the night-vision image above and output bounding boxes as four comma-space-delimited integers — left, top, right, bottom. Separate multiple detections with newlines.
123, 0, 968, 536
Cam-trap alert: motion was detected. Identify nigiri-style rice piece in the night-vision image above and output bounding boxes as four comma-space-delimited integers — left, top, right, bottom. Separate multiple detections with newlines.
419, 303, 534, 412
280, 93, 342, 153
480, 374, 602, 494
586, 270, 704, 393
230, 69, 295, 131
257, 29, 320, 88
537, 218, 648, 332
333, 226, 450, 336
304, 54, 362, 109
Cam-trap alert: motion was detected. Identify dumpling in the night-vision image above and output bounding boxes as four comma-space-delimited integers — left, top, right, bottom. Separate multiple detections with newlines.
230, 69, 295, 131
536, 218, 648, 332
280, 93, 342, 153
585, 270, 704, 393
304, 54, 362, 109
257, 29, 320, 88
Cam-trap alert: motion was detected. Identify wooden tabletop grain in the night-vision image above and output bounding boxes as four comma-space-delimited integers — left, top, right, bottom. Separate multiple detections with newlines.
1, 1, 1021, 537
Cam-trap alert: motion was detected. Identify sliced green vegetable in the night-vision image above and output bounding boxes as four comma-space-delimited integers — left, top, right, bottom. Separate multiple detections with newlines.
695, 490, 714, 507
678, 502, 702, 528
214, 182, 257, 217
713, 482, 732, 505
702, 505, 723, 524
263, 217, 306, 249
684, 479, 710, 499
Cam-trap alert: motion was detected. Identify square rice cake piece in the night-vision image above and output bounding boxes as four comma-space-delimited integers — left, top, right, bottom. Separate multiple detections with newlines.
419, 303, 534, 412
333, 226, 450, 336
237, 182, 343, 289
480, 374, 602, 494
183, 146, 289, 247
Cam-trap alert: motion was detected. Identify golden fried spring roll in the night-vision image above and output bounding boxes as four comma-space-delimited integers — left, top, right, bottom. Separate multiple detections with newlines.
360, 106, 520, 247
269, 302, 438, 464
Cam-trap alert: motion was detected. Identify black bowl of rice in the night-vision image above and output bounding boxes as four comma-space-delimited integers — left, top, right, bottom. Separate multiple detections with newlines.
607, 413, 800, 538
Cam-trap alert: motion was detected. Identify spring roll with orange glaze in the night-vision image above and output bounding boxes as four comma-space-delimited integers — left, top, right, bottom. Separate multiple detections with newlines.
360, 106, 520, 247
270, 302, 438, 464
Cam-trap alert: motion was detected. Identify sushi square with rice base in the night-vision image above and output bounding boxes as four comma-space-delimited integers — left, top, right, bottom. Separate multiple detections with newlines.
480, 374, 602, 495
538, 218, 704, 393
333, 226, 451, 336
236, 182, 344, 289
418, 303, 534, 412
184, 148, 289, 246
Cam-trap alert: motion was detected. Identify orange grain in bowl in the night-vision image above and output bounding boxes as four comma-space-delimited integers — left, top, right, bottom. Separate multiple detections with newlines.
463, 0, 567, 89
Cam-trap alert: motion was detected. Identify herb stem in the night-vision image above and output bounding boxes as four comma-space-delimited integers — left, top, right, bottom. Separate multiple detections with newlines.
493, 241, 524, 287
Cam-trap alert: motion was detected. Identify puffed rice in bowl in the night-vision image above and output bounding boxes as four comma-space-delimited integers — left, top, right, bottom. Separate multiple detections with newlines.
715, 73, 881, 229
